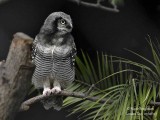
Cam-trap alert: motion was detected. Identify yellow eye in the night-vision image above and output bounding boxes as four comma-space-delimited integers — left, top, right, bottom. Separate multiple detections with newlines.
60, 19, 66, 25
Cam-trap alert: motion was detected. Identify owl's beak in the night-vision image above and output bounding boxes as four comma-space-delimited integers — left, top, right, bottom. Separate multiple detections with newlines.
70, 23, 73, 28
68, 23, 73, 32
66, 19, 73, 29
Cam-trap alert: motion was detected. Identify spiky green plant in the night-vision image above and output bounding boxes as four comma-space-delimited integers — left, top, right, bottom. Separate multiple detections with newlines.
63, 39, 160, 120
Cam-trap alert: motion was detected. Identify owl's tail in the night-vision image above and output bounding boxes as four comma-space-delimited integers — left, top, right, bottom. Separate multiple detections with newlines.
41, 96, 63, 111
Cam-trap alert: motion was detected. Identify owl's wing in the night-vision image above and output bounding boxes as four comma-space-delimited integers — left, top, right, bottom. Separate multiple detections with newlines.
31, 36, 38, 63
71, 40, 77, 67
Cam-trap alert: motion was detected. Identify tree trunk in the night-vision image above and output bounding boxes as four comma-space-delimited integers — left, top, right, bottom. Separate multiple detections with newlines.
0, 33, 34, 120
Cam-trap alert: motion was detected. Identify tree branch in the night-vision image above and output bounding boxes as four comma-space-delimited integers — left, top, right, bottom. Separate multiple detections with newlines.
20, 89, 106, 112
0, 0, 119, 12
68, 0, 119, 12
149, 101, 160, 106
19, 84, 160, 112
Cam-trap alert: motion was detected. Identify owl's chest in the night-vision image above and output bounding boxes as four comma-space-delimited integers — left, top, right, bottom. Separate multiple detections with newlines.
51, 38, 71, 56
53, 45, 71, 56
37, 43, 71, 58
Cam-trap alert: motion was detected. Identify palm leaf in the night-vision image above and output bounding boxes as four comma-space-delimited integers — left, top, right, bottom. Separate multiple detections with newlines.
64, 40, 160, 120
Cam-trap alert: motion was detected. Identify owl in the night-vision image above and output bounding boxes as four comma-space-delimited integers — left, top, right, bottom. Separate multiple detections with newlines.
31, 12, 76, 110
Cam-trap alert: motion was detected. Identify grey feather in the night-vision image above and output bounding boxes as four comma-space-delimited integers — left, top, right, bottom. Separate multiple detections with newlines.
41, 96, 63, 111
31, 11, 76, 110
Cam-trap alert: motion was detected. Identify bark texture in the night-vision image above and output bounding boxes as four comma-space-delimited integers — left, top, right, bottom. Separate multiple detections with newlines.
0, 33, 34, 120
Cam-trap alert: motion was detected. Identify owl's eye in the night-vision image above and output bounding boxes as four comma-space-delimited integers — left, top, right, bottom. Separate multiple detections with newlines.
60, 19, 66, 25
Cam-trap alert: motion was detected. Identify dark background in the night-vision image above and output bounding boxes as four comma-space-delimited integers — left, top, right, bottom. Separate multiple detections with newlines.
0, 0, 160, 119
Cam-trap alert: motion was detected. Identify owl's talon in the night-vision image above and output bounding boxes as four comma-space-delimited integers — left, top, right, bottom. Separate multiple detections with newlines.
43, 88, 52, 96
51, 86, 61, 94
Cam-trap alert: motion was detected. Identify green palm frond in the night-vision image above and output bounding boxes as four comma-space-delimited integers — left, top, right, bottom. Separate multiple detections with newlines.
63, 39, 160, 120
63, 51, 136, 120
76, 51, 133, 88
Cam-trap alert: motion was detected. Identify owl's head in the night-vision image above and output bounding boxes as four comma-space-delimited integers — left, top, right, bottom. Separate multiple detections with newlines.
40, 12, 73, 35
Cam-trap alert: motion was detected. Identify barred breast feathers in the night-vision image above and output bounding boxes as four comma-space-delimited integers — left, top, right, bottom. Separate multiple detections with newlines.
51, 37, 76, 89
32, 34, 76, 89
32, 40, 54, 88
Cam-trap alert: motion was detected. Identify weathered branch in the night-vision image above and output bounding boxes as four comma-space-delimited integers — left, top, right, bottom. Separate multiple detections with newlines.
19, 80, 160, 112
68, 0, 119, 12
150, 101, 160, 106
0, 33, 35, 120
20, 89, 106, 112
0, 0, 119, 12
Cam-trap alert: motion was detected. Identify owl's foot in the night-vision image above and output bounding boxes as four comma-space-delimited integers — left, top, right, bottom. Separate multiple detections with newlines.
43, 88, 52, 96
51, 86, 61, 94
